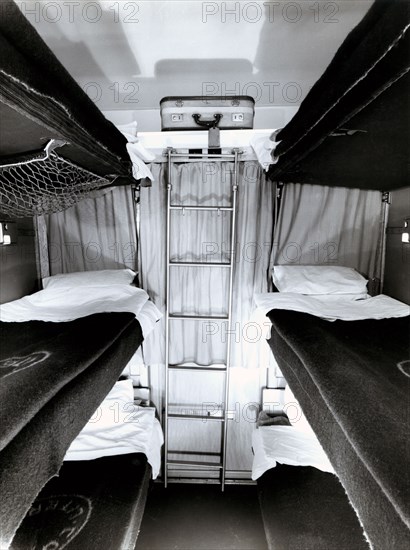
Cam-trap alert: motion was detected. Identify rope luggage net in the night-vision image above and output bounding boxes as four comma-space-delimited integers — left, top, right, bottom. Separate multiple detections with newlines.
0, 141, 116, 218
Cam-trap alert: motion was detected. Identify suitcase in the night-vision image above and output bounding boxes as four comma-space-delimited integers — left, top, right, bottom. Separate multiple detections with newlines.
160, 96, 255, 131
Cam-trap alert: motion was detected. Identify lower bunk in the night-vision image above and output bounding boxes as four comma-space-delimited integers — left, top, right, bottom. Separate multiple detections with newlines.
8, 372, 163, 550
253, 265, 410, 549
266, 313, 410, 549
10, 453, 151, 550
252, 412, 369, 550
258, 464, 368, 550
0, 270, 163, 548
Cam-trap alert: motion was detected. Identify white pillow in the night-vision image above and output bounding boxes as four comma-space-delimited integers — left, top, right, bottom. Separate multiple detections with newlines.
43, 268, 136, 290
272, 265, 368, 295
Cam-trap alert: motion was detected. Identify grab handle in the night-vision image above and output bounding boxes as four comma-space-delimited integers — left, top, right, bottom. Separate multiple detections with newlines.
192, 113, 223, 129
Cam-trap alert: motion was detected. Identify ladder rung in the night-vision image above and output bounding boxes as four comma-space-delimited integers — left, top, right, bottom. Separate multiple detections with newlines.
168, 413, 225, 421
168, 152, 238, 158
169, 314, 228, 321
169, 364, 227, 372
170, 205, 233, 212
169, 261, 231, 267
167, 460, 223, 469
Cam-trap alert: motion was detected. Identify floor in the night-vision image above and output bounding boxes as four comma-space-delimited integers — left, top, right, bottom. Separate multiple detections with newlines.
136, 482, 268, 550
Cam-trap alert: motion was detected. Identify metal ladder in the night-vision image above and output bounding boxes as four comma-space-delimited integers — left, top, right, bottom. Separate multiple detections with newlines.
164, 148, 240, 489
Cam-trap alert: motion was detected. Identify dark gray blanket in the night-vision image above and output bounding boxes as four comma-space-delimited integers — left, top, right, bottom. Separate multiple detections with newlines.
10, 454, 150, 550
0, 313, 137, 451
0, 0, 131, 177
267, 311, 410, 549
258, 464, 369, 550
0, 313, 143, 548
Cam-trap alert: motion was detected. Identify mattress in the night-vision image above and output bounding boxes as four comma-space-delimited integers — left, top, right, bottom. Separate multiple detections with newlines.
267, 310, 410, 549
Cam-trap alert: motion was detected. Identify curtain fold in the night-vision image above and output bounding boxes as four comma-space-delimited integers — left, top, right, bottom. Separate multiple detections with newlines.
272, 183, 383, 283
46, 187, 137, 274
139, 161, 275, 370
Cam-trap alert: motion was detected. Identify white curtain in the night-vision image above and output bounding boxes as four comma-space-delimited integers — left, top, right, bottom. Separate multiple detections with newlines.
273, 183, 384, 283
45, 187, 137, 274
139, 161, 276, 370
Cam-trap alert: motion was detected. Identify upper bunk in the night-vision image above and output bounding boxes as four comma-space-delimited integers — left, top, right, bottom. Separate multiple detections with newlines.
0, 0, 136, 219
0, 0, 409, 223
268, 0, 410, 191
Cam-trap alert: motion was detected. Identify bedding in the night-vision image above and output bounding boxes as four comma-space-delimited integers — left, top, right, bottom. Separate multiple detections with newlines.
0, 313, 143, 548
10, 453, 151, 550
283, 384, 316, 436
255, 292, 410, 321
257, 464, 370, 550
266, 309, 410, 549
272, 265, 368, 295
136, 299, 163, 338
0, 0, 132, 179
42, 268, 137, 289
0, 284, 149, 322
0, 280, 160, 547
252, 425, 334, 480
64, 378, 163, 479
0, 312, 139, 451
253, 414, 369, 550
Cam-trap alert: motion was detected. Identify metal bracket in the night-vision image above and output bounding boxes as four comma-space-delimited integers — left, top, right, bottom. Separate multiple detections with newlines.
208, 127, 220, 149
0, 139, 67, 168
382, 191, 391, 204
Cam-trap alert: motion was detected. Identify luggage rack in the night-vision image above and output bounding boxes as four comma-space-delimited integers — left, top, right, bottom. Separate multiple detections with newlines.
164, 147, 241, 490
162, 148, 243, 160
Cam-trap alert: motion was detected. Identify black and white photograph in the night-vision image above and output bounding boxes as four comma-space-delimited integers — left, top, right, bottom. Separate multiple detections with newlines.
0, 1, 409, 548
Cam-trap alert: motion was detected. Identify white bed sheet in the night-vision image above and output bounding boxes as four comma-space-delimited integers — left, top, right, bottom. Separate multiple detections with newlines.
0, 285, 162, 336
64, 379, 163, 479
252, 425, 334, 480
135, 299, 162, 338
254, 292, 410, 322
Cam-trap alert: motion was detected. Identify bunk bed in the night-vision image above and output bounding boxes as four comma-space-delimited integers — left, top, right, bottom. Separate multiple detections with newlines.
253, 266, 410, 549
269, 0, 410, 191
0, 2, 151, 545
0, 271, 162, 548
0, 0, 136, 219
252, 410, 370, 550
254, 2, 410, 547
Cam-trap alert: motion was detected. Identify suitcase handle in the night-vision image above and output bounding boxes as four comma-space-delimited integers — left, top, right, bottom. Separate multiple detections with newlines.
192, 113, 223, 129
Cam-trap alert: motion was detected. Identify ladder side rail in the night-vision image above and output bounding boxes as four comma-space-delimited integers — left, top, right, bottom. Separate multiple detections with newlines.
221, 150, 239, 489
164, 148, 173, 487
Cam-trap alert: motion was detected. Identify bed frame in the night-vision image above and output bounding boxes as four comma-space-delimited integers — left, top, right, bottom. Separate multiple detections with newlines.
266, 310, 410, 549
